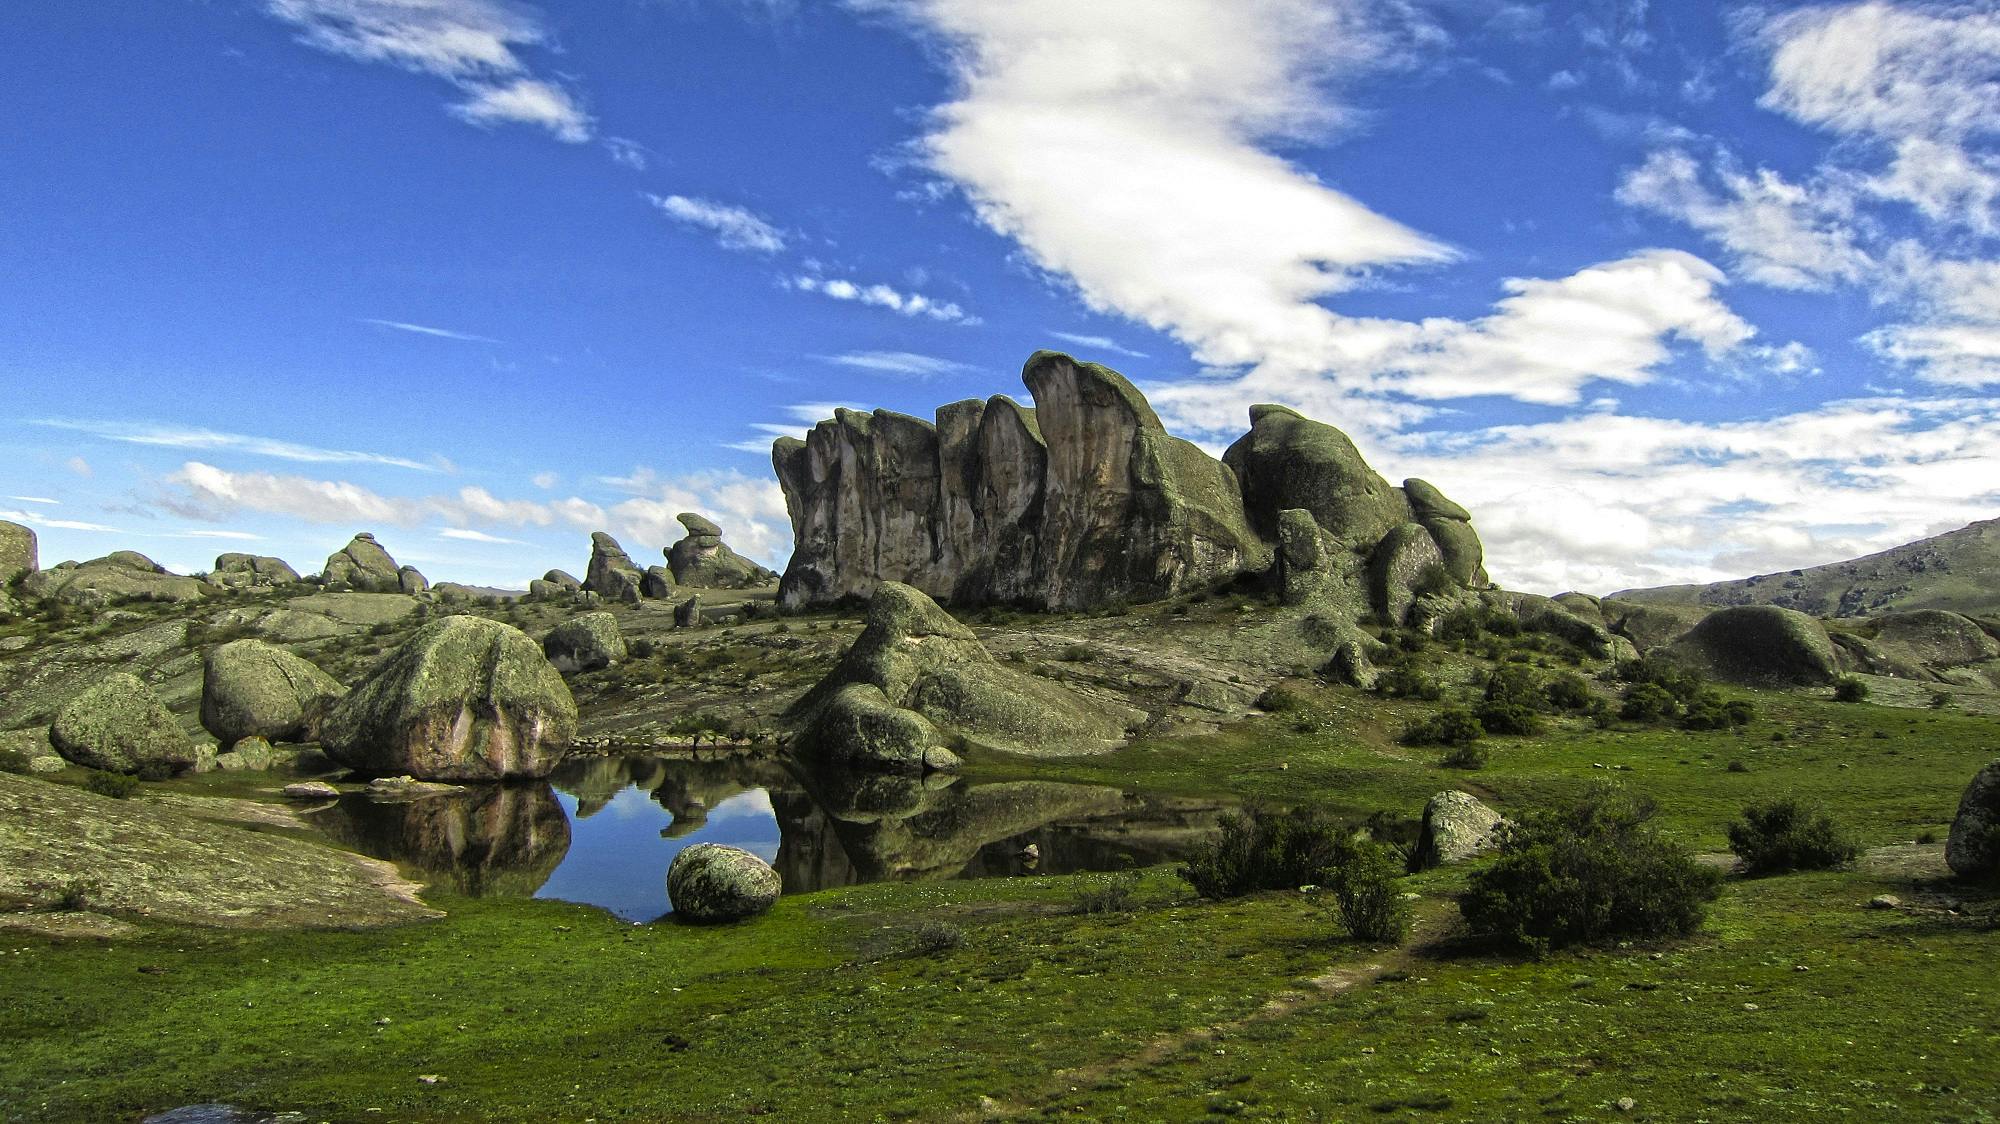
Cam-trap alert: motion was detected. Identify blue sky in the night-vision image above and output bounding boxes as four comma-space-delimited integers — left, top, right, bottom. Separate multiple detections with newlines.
3, 1, 1996, 594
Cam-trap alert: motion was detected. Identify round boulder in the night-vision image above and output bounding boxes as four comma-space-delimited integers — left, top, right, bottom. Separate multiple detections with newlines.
200, 639, 347, 745
668, 843, 781, 923
50, 672, 197, 775
1665, 605, 1839, 686
542, 611, 626, 674
1947, 760, 2000, 880
321, 615, 578, 781
1409, 790, 1506, 871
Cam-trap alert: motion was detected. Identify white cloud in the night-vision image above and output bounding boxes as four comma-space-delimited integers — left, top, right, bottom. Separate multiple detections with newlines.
648, 194, 786, 254
170, 530, 264, 541
65, 457, 92, 478
605, 136, 652, 170
1048, 331, 1147, 359
0, 510, 119, 533
362, 317, 500, 343
1757, 2, 2000, 144
1387, 394, 2000, 594
862, 0, 1452, 379
438, 527, 526, 544
819, 350, 975, 378
1617, 149, 1872, 290
7, 496, 58, 505
160, 461, 606, 532
591, 467, 792, 566
788, 274, 975, 323
38, 419, 440, 472
531, 471, 559, 489
264, 0, 592, 142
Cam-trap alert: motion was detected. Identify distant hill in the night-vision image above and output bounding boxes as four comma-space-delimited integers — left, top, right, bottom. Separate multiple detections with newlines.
1611, 517, 2000, 618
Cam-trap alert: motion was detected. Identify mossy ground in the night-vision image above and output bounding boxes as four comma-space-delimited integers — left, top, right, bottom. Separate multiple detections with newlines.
5, 680, 1998, 1121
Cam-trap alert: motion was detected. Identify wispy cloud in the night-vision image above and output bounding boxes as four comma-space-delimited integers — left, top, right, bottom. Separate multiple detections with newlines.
605, 136, 652, 170
37, 419, 441, 472
648, 193, 786, 253
7, 496, 58, 505
787, 275, 976, 323
264, 0, 593, 141
362, 318, 500, 343
819, 350, 976, 378
159, 461, 606, 532
438, 527, 526, 544
0, 509, 118, 533
170, 529, 263, 541
1048, 332, 1148, 359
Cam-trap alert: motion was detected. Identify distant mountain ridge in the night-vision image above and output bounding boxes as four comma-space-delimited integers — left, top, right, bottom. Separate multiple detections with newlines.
1612, 517, 2000, 618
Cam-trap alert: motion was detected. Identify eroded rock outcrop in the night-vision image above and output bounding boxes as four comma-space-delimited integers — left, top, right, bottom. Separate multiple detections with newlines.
582, 532, 643, 604
209, 553, 301, 591
1409, 790, 1506, 871
667, 513, 776, 589
773, 351, 1488, 625
0, 521, 38, 585
50, 672, 197, 775
1947, 760, 2000, 881
792, 583, 1136, 772
322, 615, 577, 780
22, 552, 208, 606
542, 611, 625, 674
1664, 605, 1840, 687
321, 533, 403, 593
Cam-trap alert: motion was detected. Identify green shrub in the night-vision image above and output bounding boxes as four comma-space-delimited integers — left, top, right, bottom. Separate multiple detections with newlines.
1376, 664, 1443, 701
628, 637, 656, 659
1256, 683, 1310, 713
1399, 707, 1483, 748
83, 771, 139, 799
1619, 682, 1680, 723
1410, 563, 1456, 599
1057, 643, 1097, 663
50, 877, 101, 912
1179, 804, 1347, 900
909, 920, 964, 955
1544, 672, 1594, 712
1324, 838, 1411, 944
1071, 870, 1141, 915
0, 746, 32, 775
1727, 797, 1859, 874
1833, 676, 1869, 703
1438, 741, 1490, 770
1929, 690, 1953, 709
1680, 690, 1755, 731
1459, 784, 1722, 955
1474, 699, 1544, 736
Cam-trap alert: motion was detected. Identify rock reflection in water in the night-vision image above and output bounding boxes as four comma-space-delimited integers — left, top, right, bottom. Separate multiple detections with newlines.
310, 784, 571, 898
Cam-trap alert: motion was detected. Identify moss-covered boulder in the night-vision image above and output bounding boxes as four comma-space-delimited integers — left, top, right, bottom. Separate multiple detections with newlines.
208, 552, 301, 591
1508, 593, 1618, 659
200, 639, 347, 746
542, 611, 625, 674
0, 520, 37, 585
668, 842, 781, 922
49, 672, 197, 775
321, 616, 577, 781
792, 583, 1135, 771
1369, 523, 1445, 625
1664, 605, 1839, 686
1947, 760, 2000, 880
21, 553, 208, 607
666, 513, 776, 589
1410, 790, 1506, 871
1403, 478, 1487, 587
1603, 599, 1711, 653
321, 533, 402, 593
1871, 610, 2000, 669
583, 532, 644, 604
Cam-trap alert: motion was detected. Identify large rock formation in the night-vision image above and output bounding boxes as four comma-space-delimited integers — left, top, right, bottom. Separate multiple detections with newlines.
21, 551, 208, 606
49, 672, 197, 775
321, 533, 403, 593
199, 639, 347, 746
0, 521, 37, 585
208, 552, 301, 591
542, 611, 625, 674
321, 615, 578, 781
668, 843, 781, 923
772, 351, 1487, 622
1409, 790, 1506, 871
582, 532, 644, 604
791, 583, 1136, 772
666, 513, 776, 588
1947, 760, 2000, 881
1663, 605, 1840, 686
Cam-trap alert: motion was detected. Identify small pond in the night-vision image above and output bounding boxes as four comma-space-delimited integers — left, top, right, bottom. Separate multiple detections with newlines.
307, 754, 1225, 921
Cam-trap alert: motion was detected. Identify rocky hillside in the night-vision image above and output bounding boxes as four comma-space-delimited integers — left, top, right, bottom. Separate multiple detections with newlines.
1613, 517, 2000, 617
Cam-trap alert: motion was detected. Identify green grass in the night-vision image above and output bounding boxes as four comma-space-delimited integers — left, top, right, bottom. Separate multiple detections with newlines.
4, 684, 1998, 1121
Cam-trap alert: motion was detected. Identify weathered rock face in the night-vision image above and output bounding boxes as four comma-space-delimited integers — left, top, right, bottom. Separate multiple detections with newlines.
322, 533, 402, 593
0, 521, 38, 585
668, 843, 781, 922
582, 532, 644, 604
542, 611, 625, 674
773, 353, 1488, 623
1409, 790, 1506, 871
674, 595, 702, 629
321, 615, 578, 781
1664, 605, 1840, 686
209, 553, 301, 591
641, 565, 676, 599
543, 569, 582, 592
200, 639, 347, 746
666, 513, 775, 589
793, 583, 1136, 771
49, 672, 197, 775
310, 784, 572, 898
1947, 760, 2000, 880
397, 566, 429, 596
776, 352, 1272, 611
21, 554, 208, 606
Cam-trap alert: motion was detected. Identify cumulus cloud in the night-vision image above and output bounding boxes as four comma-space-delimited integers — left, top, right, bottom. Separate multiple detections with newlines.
160, 461, 606, 531
1617, 149, 1872, 290
264, 0, 592, 141
37, 419, 440, 472
648, 194, 786, 254
787, 275, 975, 323
861, 0, 1452, 380
593, 466, 792, 566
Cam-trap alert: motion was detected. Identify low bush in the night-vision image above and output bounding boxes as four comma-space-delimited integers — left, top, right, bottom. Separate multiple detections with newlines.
1474, 699, 1544, 736
0, 746, 32, 775
1727, 797, 1859, 874
1619, 682, 1680, 723
909, 920, 964, 955
1071, 870, 1141, 915
1256, 683, 1310, 713
1179, 804, 1347, 900
628, 637, 656, 659
1833, 676, 1869, 703
1929, 690, 1953, 709
1057, 643, 1097, 663
1323, 838, 1411, 944
1438, 741, 1490, 770
1544, 672, 1594, 712
50, 877, 101, 912
1680, 690, 1756, 731
1375, 664, 1444, 701
1459, 784, 1722, 955
1399, 707, 1483, 748
83, 771, 139, 799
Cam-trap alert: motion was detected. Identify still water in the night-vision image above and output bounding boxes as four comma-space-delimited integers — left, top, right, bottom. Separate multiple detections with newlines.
308, 754, 1223, 921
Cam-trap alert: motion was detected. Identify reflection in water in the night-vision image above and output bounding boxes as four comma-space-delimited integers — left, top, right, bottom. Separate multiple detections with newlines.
309, 753, 1224, 922
310, 784, 572, 897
